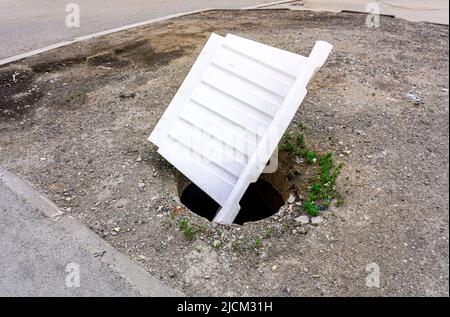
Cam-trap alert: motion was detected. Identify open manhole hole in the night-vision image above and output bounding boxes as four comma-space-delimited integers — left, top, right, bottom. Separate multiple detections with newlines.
177, 152, 291, 225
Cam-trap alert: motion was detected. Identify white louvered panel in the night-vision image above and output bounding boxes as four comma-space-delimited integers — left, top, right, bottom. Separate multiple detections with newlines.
191, 87, 269, 136
201, 69, 279, 119
211, 55, 291, 98
158, 141, 234, 205
179, 108, 254, 161
149, 33, 333, 224
222, 34, 308, 79
168, 121, 246, 179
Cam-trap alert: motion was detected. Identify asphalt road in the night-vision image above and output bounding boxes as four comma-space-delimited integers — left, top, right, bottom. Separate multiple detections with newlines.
0, 0, 275, 59
0, 181, 141, 296
0, 168, 181, 297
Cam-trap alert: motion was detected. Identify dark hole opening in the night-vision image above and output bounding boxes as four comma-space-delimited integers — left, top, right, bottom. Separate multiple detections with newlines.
180, 179, 285, 225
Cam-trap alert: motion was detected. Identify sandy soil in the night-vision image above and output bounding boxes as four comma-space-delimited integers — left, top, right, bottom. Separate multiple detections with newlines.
0, 9, 448, 296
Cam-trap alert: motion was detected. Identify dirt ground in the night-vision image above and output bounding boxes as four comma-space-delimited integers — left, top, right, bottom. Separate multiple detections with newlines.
0, 10, 448, 296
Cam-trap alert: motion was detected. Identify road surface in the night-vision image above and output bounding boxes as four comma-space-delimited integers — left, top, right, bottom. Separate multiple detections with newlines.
0, 168, 181, 296
0, 0, 276, 59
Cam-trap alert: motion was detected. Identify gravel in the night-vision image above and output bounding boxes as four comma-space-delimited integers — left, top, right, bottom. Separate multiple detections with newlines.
0, 9, 448, 296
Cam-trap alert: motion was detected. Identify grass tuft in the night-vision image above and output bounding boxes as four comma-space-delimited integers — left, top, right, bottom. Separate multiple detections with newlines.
280, 133, 343, 216
179, 218, 198, 241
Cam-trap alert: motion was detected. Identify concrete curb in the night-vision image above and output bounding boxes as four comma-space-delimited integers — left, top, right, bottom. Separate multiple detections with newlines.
0, 166, 183, 297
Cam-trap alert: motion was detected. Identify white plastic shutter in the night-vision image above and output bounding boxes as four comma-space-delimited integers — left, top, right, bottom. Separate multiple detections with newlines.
149, 33, 332, 224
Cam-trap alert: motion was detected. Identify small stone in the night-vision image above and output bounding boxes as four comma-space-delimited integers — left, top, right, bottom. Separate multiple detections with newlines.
138, 182, 145, 188
272, 265, 278, 271
287, 194, 295, 204
295, 215, 310, 225
137, 255, 147, 261
136, 156, 142, 162
311, 216, 324, 225
406, 91, 422, 103
277, 206, 286, 217
113, 227, 121, 232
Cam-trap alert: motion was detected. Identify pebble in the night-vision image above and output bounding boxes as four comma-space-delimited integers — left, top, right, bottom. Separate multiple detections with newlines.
137, 255, 147, 261
406, 91, 422, 103
311, 216, 324, 225
272, 265, 278, 271
136, 156, 142, 162
287, 194, 295, 204
295, 215, 310, 225
138, 182, 145, 188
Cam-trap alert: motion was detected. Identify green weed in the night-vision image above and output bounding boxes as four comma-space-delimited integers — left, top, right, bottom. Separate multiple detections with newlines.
280, 133, 344, 216
179, 218, 198, 241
